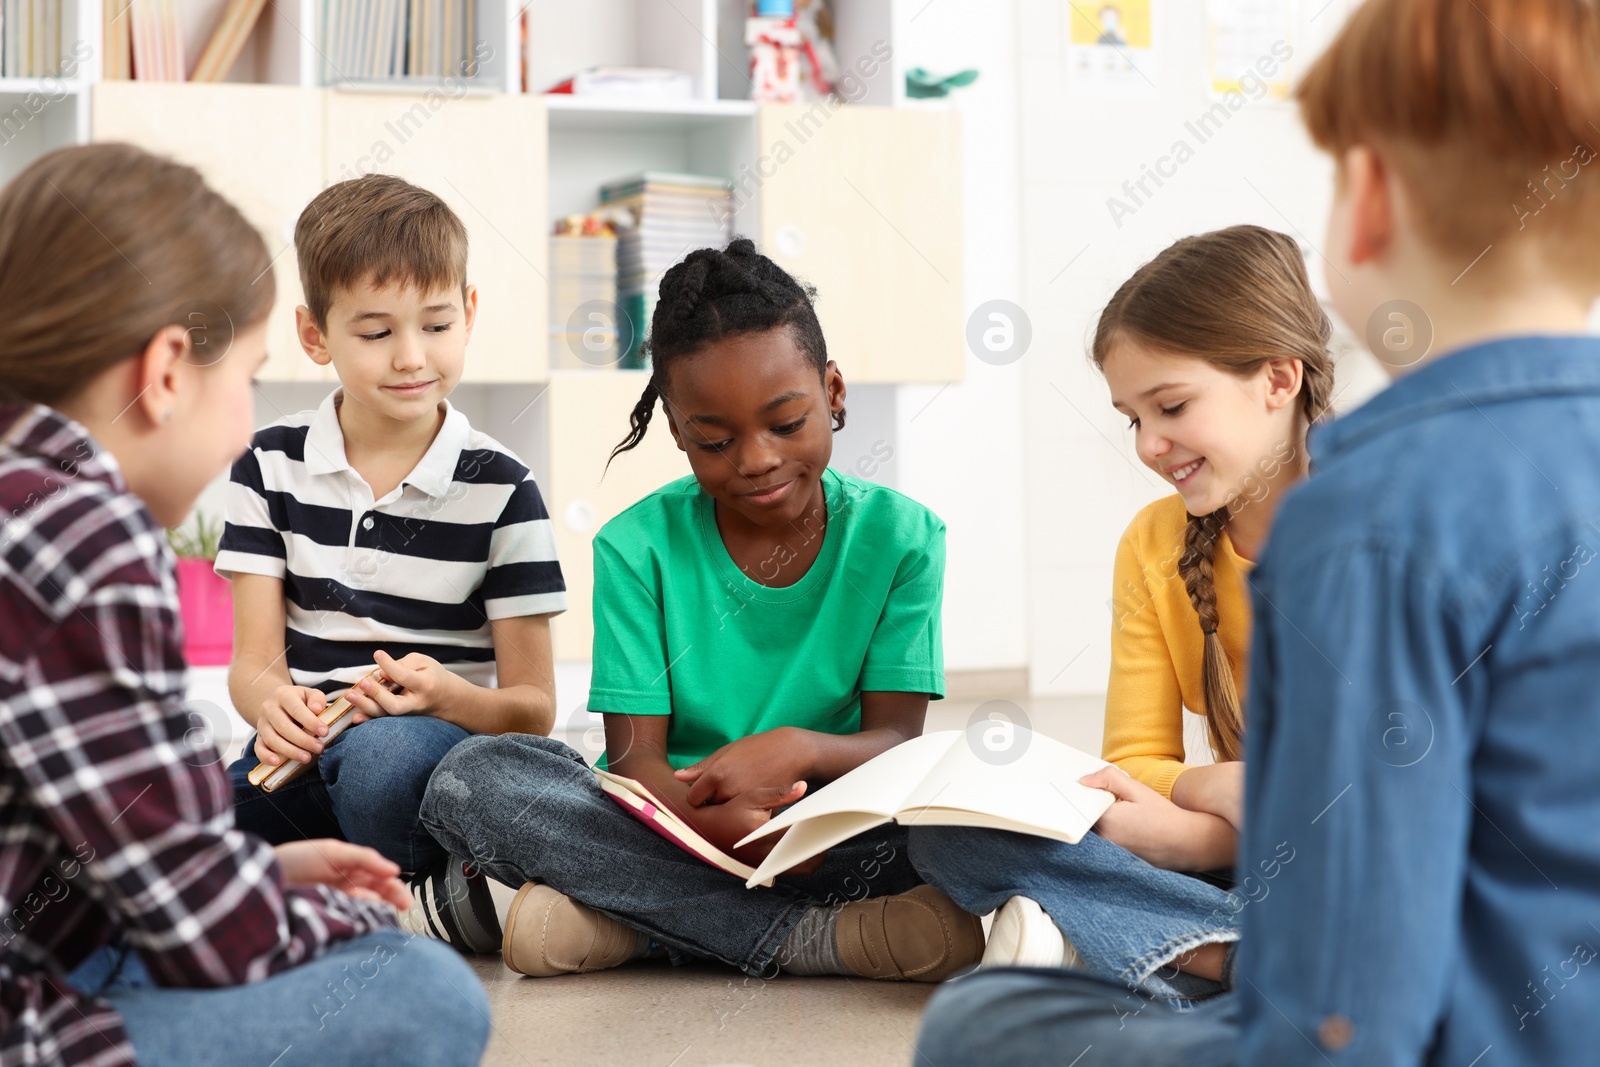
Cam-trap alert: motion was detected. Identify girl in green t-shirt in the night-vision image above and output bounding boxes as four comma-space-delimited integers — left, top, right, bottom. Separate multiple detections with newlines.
419, 239, 984, 981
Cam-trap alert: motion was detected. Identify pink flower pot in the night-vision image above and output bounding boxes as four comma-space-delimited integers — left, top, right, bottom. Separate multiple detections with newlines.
175, 557, 233, 666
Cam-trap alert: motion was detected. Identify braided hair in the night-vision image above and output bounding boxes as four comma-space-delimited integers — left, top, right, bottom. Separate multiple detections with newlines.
1091, 225, 1335, 763
608, 238, 841, 467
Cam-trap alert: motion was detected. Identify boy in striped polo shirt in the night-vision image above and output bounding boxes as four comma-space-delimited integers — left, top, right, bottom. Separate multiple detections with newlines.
216, 174, 565, 954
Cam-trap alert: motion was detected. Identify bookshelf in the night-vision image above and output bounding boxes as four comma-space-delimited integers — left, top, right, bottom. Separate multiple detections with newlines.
37, 0, 960, 659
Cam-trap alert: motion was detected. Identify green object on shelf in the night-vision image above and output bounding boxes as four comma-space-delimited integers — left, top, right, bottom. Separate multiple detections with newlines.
905, 67, 979, 99
168, 511, 225, 561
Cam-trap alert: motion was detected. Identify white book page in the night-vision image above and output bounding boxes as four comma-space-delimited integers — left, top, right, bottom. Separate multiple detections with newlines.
743, 810, 892, 888
896, 724, 1114, 844
736, 731, 963, 848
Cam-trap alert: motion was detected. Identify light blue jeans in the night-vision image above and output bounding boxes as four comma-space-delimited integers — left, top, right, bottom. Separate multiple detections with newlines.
67, 929, 489, 1067
908, 826, 1241, 1001
917, 968, 1239, 1066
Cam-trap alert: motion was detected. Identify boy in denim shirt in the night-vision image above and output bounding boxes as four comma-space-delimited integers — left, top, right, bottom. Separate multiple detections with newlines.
918, 1, 1600, 1063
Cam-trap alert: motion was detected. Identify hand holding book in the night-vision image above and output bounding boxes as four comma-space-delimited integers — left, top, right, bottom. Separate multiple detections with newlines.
247, 668, 403, 794
600, 724, 1118, 889
673, 726, 815, 807
688, 781, 817, 867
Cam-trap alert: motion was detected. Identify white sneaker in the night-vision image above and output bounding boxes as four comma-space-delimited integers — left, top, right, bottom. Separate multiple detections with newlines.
981, 896, 1084, 969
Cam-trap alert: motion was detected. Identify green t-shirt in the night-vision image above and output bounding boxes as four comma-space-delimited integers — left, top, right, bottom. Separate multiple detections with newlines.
588, 467, 945, 769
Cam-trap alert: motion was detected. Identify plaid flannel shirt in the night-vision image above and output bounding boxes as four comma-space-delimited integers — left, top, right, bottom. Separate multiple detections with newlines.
0, 404, 396, 1067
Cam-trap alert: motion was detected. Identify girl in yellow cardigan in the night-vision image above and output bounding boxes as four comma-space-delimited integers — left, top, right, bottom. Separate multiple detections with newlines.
910, 225, 1335, 999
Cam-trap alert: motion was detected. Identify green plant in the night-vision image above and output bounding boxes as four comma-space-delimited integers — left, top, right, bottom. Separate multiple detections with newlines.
167, 511, 225, 560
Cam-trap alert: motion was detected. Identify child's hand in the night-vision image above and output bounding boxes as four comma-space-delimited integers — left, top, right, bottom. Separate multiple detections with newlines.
343, 651, 460, 721
675, 727, 813, 806
254, 685, 330, 766
274, 839, 410, 911
686, 782, 824, 874
1080, 766, 1228, 872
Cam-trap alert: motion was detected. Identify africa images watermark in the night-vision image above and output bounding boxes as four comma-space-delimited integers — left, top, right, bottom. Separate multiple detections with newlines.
1511, 140, 1597, 231
1105, 39, 1294, 229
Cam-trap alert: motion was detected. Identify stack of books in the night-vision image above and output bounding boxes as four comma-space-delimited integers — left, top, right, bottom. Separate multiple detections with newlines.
600, 173, 734, 366
548, 224, 621, 370
4, 0, 65, 78
320, 0, 481, 83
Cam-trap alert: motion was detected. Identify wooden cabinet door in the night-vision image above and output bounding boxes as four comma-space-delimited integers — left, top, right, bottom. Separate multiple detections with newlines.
91, 82, 327, 383
323, 91, 549, 383
757, 104, 963, 383
545, 371, 686, 660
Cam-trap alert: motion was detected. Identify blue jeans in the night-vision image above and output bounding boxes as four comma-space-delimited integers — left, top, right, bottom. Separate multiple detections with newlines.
419, 733, 922, 976
229, 716, 470, 873
67, 930, 489, 1067
908, 826, 1241, 1000
916, 968, 1238, 1067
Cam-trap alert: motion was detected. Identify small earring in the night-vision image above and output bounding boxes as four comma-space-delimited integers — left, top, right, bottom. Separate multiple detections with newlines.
162, 409, 173, 423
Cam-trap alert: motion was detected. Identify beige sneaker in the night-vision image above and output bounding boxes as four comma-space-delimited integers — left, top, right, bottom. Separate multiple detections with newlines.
835, 885, 985, 982
981, 895, 1083, 969
501, 883, 639, 977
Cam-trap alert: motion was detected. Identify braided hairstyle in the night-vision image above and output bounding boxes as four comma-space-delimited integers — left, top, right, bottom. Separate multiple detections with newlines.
1091, 225, 1335, 763
608, 237, 841, 466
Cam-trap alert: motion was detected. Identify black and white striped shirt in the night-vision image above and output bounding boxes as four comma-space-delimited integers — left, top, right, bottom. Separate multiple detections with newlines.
215, 390, 565, 698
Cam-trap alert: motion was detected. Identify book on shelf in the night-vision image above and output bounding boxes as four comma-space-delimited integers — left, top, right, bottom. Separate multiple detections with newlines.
126, 0, 184, 81
325, 0, 476, 84
102, 0, 131, 80
600, 172, 734, 364
548, 222, 620, 371
0, 0, 66, 78
544, 66, 695, 100
190, 0, 269, 83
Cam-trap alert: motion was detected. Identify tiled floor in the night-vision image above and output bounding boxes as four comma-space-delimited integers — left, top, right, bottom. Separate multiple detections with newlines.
469, 695, 1107, 1067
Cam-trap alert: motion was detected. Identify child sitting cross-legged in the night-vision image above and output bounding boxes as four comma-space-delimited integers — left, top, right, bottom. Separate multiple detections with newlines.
219, 174, 566, 954
420, 238, 985, 981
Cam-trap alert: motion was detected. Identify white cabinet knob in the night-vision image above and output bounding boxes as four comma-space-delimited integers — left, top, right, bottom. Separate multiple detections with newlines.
775, 225, 806, 257
565, 500, 595, 533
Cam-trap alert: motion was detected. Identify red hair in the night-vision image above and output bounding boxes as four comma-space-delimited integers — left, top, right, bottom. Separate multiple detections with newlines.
1298, 0, 1600, 280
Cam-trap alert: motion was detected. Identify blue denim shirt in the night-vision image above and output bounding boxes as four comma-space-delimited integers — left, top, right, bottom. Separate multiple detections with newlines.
1235, 336, 1600, 1065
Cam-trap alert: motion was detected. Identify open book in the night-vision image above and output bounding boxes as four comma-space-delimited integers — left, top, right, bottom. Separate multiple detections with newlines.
594, 770, 777, 888
734, 725, 1116, 888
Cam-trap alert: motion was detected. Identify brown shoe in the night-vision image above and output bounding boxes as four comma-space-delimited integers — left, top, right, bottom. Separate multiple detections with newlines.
501, 883, 639, 977
835, 885, 985, 982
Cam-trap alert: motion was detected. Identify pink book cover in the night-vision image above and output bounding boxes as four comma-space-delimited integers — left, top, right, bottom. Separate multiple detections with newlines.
595, 771, 774, 888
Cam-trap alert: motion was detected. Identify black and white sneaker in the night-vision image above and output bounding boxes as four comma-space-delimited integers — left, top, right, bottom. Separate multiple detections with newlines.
403, 857, 503, 955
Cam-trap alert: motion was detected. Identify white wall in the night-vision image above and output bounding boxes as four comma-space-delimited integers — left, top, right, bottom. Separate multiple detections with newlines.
890, 0, 1030, 673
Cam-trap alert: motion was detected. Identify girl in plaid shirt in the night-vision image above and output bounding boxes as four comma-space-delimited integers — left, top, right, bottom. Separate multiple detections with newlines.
0, 145, 487, 1066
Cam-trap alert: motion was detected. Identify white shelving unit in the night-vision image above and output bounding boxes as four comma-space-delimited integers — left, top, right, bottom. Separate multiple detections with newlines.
0, 1, 98, 187
29, 0, 960, 666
